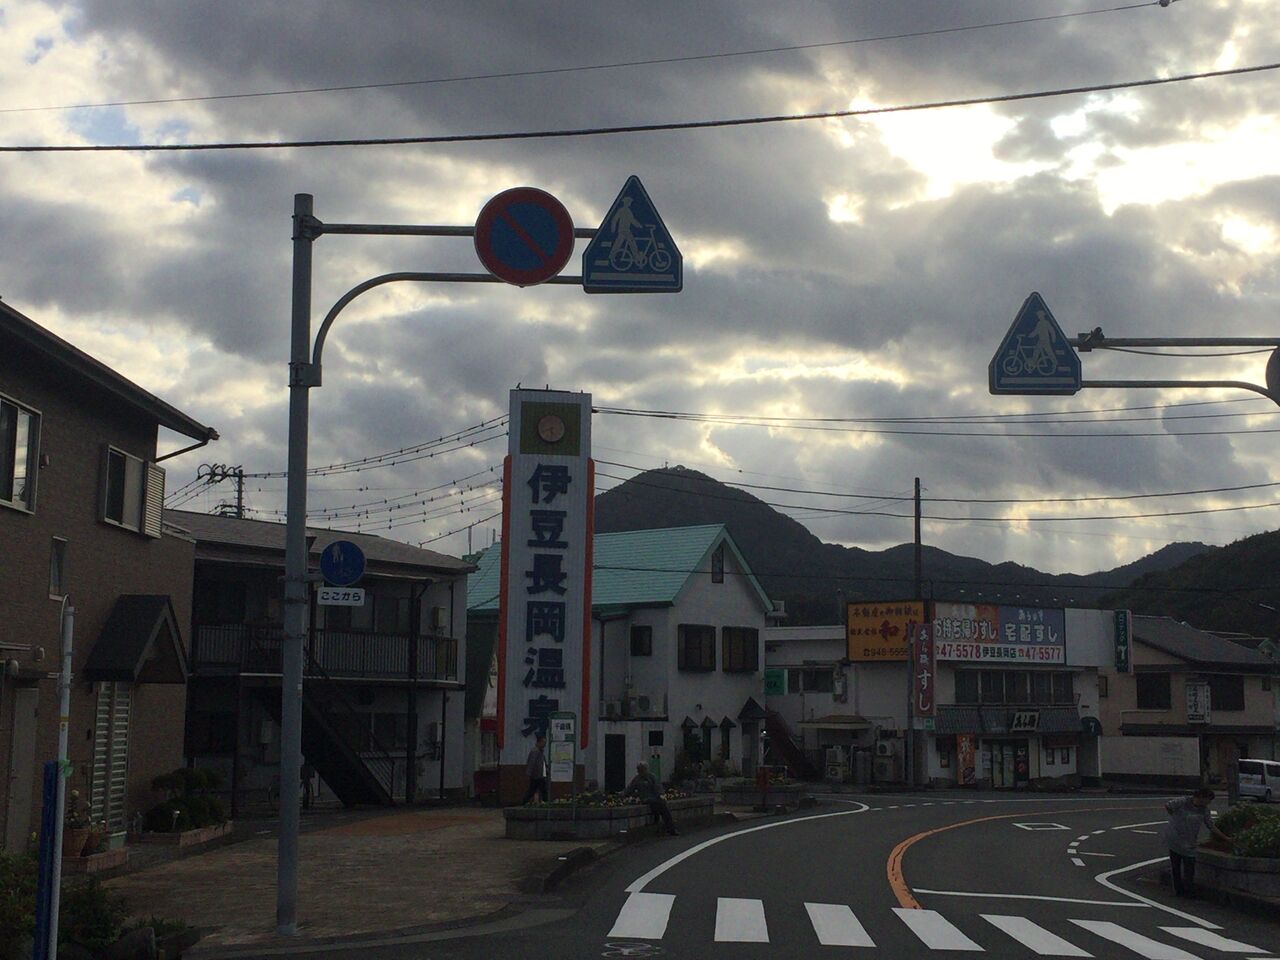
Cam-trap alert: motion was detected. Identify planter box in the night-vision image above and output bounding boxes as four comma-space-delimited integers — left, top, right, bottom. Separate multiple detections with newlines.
720, 783, 808, 808
140, 821, 233, 848
62, 847, 128, 874
505, 797, 714, 840
1196, 848, 1280, 900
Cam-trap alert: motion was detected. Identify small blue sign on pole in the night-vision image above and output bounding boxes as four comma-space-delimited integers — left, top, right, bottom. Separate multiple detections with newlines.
989, 292, 1082, 395
583, 176, 682, 293
319, 539, 365, 586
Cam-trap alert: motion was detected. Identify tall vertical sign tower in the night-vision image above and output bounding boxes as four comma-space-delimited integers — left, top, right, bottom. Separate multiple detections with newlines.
497, 389, 594, 801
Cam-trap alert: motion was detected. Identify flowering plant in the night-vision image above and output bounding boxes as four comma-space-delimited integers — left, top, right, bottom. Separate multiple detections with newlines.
65, 789, 91, 829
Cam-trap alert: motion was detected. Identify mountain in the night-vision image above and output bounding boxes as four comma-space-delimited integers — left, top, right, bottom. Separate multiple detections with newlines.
1100, 529, 1280, 638
594, 467, 1212, 625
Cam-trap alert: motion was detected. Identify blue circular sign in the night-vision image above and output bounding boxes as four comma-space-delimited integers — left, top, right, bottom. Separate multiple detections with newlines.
474, 187, 574, 287
319, 539, 365, 586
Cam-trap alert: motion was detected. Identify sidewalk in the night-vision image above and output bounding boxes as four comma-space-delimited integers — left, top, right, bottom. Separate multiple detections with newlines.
103, 807, 614, 951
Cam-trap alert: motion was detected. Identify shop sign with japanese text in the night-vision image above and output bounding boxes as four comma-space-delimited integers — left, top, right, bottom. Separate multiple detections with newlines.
847, 600, 925, 661
912, 622, 935, 717
932, 602, 1065, 663
498, 390, 593, 764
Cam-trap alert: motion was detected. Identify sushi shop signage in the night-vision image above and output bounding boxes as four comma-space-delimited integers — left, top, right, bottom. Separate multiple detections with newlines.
933, 602, 1066, 664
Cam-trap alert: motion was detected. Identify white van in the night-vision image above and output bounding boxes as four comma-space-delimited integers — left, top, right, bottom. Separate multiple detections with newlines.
1238, 759, 1280, 802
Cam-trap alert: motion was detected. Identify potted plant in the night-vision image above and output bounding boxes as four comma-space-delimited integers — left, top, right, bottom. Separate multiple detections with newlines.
62, 789, 91, 858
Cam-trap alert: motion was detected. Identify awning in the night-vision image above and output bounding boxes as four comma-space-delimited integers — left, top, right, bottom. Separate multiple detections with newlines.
799, 715, 872, 730
933, 705, 1083, 736
84, 595, 188, 683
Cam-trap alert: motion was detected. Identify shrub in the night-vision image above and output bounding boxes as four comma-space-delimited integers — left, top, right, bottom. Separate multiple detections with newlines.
205, 796, 227, 824
145, 799, 191, 834
1233, 818, 1280, 859
0, 851, 38, 958
185, 797, 212, 828
150, 771, 183, 799
59, 878, 129, 952
1216, 803, 1279, 837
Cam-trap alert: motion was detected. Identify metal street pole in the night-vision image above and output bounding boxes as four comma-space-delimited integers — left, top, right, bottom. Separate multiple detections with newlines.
279, 193, 316, 936
46, 601, 74, 960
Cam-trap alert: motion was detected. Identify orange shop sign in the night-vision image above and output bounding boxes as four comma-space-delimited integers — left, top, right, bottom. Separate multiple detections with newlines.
846, 601, 925, 661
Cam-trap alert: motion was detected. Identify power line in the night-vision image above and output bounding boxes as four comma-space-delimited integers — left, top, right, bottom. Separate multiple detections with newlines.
5, 61, 1275, 153
418, 511, 504, 547
1, 3, 1156, 115
596, 458, 1280, 505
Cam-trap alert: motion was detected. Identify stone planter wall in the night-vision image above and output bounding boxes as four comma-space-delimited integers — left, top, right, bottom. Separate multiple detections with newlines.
1196, 848, 1280, 900
140, 821, 233, 848
62, 847, 129, 875
505, 797, 714, 840
720, 783, 807, 808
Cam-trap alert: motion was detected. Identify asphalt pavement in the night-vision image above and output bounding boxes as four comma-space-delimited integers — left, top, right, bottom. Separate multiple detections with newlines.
201, 791, 1280, 960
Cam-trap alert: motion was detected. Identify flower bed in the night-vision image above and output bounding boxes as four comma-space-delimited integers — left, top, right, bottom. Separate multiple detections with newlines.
140, 821, 234, 848
505, 796, 714, 840
1196, 804, 1280, 900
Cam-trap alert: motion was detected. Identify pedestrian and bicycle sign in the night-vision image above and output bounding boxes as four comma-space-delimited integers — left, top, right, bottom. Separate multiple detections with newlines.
583, 176, 682, 293
474, 187, 576, 287
989, 292, 1081, 395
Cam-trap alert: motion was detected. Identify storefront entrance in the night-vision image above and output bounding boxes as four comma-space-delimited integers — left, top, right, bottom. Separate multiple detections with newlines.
984, 739, 1030, 789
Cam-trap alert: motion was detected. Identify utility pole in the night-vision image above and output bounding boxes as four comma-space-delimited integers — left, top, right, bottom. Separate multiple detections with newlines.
913, 477, 922, 599
199, 463, 246, 518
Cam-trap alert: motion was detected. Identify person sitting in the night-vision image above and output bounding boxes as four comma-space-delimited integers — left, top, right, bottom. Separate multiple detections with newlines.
624, 762, 679, 836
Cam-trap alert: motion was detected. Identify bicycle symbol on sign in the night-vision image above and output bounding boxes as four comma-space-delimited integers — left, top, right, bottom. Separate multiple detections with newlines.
1000, 310, 1063, 376
606, 197, 672, 273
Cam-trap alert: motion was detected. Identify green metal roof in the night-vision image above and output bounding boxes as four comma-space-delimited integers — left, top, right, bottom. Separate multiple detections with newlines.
467, 524, 772, 616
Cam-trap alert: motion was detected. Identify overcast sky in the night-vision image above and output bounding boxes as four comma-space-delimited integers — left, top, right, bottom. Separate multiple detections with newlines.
4, 0, 1279, 577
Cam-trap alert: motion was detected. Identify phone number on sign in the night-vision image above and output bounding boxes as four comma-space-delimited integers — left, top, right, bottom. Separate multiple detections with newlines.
935, 642, 1063, 662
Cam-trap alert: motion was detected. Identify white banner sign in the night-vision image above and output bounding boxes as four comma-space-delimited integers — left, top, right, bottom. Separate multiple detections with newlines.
316, 586, 365, 606
1186, 680, 1211, 724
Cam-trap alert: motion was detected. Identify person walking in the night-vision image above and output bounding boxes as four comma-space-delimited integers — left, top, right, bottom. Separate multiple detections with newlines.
522, 735, 549, 804
624, 762, 679, 835
1162, 787, 1230, 897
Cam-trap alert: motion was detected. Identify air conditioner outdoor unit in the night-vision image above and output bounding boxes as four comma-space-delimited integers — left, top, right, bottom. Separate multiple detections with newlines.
604, 701, 620, 718
429, 606, 447, 632
873, 756, 897, 781
637, 695, 652, 713
875, 741, 894, 758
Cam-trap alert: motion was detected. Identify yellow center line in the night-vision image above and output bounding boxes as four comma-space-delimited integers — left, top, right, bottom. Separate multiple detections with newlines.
886, 804, 1161, 909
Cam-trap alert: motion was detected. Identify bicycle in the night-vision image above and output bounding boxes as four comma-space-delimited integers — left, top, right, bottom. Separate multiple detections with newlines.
609, 227, 672, 272
1001, 334, 1058, 376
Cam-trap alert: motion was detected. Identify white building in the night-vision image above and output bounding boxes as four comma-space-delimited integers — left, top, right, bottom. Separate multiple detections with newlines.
468, 524, 775, 791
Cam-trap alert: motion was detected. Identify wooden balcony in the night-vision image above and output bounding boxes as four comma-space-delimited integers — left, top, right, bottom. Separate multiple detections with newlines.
191, 623, 459, 683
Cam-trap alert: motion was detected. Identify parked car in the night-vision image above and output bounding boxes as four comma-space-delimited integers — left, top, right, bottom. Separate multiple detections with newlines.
1238, 758, 1280, 802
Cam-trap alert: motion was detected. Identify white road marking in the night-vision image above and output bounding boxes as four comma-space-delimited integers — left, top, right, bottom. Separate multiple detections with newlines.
1070, 919, 1201, 960
1092, 859, 1220, 929
607, 893, 675, 940
894, 908, 984, 951
1077, 835, 1092, 842
623, 801, 870, 893
1110, 820, 1166, 831
1133, 829, 1159, 835
1160, 928, 1266, 953
1092, 829, 1107, 835
1076, 852, 1116, 858
715, 897, 768, 942
1072, 857, 1086, 867
805, 902, 875, 947
914, 889, 1144, 907
983, 914, 1093, 957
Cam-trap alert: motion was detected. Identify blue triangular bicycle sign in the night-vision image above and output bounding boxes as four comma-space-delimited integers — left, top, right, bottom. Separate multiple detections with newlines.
583, 176, 682, 293
989, 292, 1082, 395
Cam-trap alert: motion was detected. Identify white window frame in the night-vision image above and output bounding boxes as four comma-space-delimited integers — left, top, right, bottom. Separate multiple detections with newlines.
101, 446, 164, 537
0, 393, 40, 513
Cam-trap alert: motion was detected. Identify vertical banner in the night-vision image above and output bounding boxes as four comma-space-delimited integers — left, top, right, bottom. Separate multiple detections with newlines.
1114, 609, 1131, 673
913, 623, 935, 718
957, 735, 977, 786
497, 390, 593, 777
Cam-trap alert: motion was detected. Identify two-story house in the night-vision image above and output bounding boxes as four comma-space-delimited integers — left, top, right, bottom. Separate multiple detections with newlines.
171, 510, 475, 811
1, 300, 217, 850
1098, 615, 1277, 785
469, 524, 775, 794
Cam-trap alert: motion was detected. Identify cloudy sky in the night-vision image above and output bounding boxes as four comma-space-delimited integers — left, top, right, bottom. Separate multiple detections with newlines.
4, 0, 1278, 576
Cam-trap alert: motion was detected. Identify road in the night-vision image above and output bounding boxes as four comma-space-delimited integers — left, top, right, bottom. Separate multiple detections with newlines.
233, 792, 1280, 960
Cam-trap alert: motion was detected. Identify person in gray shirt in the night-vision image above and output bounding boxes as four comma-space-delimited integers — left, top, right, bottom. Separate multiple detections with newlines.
1162, 787, 1230, 897
624, 762, 678, 835
521, 735, 548, 804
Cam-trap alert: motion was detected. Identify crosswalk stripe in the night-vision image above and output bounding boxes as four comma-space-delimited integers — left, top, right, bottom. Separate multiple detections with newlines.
805, 903, 875, 947
1159, 928, 1265, 954
607, 892, 675, 940
715, 897, 769, 943
982, 915, 1092, 957
1070, 920, 1202, 960
894, 908, 984, 951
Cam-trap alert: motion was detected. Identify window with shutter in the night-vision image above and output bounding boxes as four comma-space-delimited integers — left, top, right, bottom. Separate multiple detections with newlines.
143, 462, 165, 537
102, 447, 158, 533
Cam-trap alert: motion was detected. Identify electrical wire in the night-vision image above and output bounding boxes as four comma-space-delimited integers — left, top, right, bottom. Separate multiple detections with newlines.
5, 61, 1274, 153
0, 2, 1156, 114
417, 511, 504, 546
1106, 346, 1276, 357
